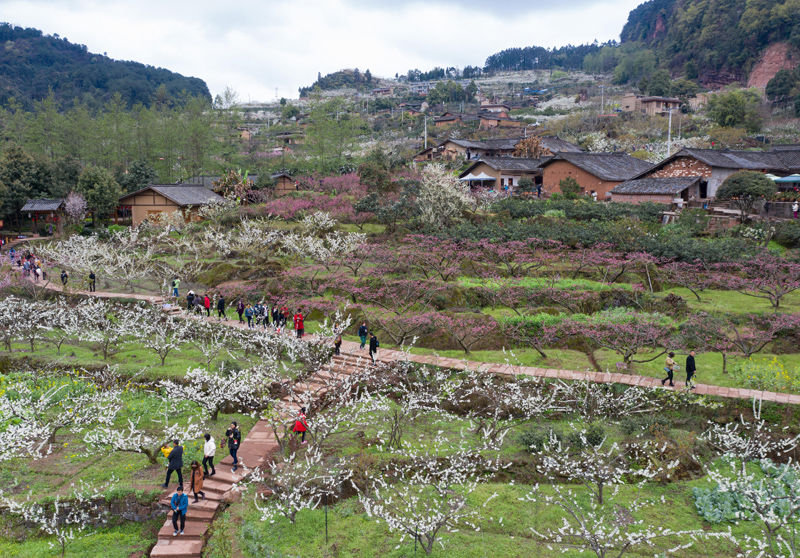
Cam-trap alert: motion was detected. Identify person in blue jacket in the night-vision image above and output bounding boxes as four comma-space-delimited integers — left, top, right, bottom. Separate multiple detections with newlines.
170, 485, 189, 536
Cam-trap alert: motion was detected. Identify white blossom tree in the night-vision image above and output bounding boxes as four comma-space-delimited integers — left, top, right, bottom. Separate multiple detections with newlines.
534, 428, 679, 505
84, 400, 205, 464
160, 364, 277, 421
701, 398, 800, 474
359, 447, 499, 555
521, 485, 707, 558
706, 459, 800, 558
253, 446, 353, 524
0, 481, 112, 558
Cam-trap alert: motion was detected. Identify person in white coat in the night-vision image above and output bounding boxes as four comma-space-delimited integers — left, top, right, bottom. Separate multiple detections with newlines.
202, 433, 216, 477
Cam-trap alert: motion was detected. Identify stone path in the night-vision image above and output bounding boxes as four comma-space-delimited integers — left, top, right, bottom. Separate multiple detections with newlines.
149, 351, 365, 558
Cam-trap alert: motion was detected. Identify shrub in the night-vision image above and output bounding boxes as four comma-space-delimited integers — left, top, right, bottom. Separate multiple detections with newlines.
559, 177, 582, 199
732, 357, 800, 393
774, 220, 800, 249
543, 209, 566, 219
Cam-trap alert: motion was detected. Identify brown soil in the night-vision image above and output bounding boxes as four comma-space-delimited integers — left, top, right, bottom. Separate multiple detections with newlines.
748, 42, 799, 89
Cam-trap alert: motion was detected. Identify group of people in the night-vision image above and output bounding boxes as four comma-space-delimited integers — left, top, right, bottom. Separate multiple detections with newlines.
162, 422, 241, 537
358, 321, 380, 363
171, 278, 308, 338
662, 350, 697, 388
8, 247, 97, 291
164, 410, 311, 537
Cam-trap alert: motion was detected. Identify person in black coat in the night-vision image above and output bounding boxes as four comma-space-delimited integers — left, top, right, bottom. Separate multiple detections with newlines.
225, 422, 241, 472
686, 350, 696, 389
369, 333, 379, 364
217, 295, 226, 320
162, 439, 184, 488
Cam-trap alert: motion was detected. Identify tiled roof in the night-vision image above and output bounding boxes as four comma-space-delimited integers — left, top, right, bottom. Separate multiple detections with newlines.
446, 136, 582, 153
20, 198, 64, 212
612, 177, 699, 195
544, 152, 653, 181
120, 185, 225, 207
459, 157, 550, 177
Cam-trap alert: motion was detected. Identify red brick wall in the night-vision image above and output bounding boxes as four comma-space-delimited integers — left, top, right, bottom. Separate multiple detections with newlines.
542, 160, 620, 199
649, 157, 712, 178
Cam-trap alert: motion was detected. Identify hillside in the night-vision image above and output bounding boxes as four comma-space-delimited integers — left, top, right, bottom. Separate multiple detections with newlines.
620, 0, 800, 85
0, 23, 211, 109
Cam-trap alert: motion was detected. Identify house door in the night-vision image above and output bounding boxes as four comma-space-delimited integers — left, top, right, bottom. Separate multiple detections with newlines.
699, 180, 708, 199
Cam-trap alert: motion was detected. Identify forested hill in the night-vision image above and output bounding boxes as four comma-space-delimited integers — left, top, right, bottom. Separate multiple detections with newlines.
0, 23, 211, 109
483, 43, 607, 73
620, 0, 800, 80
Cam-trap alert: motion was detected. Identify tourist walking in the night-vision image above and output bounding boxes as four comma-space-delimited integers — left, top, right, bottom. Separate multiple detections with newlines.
661, 352, 677, 387
172, 277, 180, 297
225, 422, 241, 472
794, 201, 799, 219
60, 269, 68, 286
170, 486, 188, 536
685, 350, 696, 389
236, 299, 245, 323
189, 461, 205, 503
369, 333, 379, 364
294, 309, 305, 338
88, 270, 96, 292
358, 322, 368, 349
282, 306, 291, 329
217, 295, 226, 320
334, 334, 342, 355
187, 291, 195, 311
245, 304, 254, 329
162, 439, 184, 488
293, 406, 308, 444
202, 433, 216, 477
203, 294, 211, 317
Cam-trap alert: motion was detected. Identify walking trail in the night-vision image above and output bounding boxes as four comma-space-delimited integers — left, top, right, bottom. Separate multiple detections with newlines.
5, 260, 800, 557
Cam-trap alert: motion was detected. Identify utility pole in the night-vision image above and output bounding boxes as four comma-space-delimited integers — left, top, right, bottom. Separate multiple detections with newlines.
600, 85, 605, 114
424, 116, 428, 149
667, 108, 673, 157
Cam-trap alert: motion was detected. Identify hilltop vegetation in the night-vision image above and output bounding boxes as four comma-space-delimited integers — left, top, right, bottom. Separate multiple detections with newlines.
0, 23, 211, 109
621, 0, 800, 80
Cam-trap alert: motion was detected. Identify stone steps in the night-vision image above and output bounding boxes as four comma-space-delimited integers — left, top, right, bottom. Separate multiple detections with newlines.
150, 539, 204, 558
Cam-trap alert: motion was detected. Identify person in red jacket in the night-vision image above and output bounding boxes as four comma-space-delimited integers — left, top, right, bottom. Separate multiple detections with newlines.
293, 406, 308, 444
293, 309, 305, 338
202, 294, 211, 317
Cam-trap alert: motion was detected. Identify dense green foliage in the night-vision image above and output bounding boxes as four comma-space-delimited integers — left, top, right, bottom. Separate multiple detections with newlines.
298, 68, 374, 97
483, 43, 609, 72
621, 0, 800, 79
0, 23, 210, 109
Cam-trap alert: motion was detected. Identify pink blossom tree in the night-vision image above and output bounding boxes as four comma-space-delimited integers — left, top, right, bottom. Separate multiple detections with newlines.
720, 254, 800, 310
566, 313, 673, 369
435, 313, 499, 354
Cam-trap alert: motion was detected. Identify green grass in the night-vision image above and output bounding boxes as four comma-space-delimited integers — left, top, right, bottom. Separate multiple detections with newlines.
220, 479, 759, 558
0, 519, 160, 558
665, 286, 800, 315
0, 375, 258, 500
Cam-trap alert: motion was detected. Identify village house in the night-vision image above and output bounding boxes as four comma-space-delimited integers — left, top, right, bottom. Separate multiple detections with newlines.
118, 184, 224, 227
271, 173, 297, 195
413, 136, 581, 163
633, 147, 800, 198
609, 177, 702, 205
478, 113, 525, 129
539, 152, 653, 200
458, 157, 549, 191
620, 94, 682, 116
20, 198, 66, 235
433, 112, 477, 127
479, 103, 511, 116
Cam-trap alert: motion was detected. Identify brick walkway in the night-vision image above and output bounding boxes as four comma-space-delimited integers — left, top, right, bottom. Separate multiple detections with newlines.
149, 352, 365, 558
